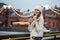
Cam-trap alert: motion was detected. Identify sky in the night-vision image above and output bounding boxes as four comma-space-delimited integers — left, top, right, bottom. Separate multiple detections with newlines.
0, 0, 60, 11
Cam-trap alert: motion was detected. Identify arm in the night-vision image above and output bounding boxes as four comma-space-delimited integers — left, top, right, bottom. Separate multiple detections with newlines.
28, 18, 35, 32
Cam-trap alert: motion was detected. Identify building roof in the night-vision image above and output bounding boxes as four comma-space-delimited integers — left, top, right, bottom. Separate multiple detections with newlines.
0, 3, 7, 8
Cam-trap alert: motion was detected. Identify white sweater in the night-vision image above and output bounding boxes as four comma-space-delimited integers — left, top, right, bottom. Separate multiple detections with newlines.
28, 13, 50, 37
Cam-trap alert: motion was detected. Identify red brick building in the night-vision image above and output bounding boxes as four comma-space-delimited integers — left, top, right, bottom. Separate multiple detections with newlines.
0, 6, 60, 29
0, 9, 30, 27
43, 7, 60, 29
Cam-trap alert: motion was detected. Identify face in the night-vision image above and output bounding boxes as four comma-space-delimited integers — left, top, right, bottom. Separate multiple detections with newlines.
34, 9, 40, 15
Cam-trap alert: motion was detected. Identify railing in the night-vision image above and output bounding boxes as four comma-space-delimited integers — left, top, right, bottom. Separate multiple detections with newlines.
2, 32, 60, 40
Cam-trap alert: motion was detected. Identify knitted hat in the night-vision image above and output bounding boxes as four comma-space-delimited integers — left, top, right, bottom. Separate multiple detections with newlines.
35, 5, 43, 12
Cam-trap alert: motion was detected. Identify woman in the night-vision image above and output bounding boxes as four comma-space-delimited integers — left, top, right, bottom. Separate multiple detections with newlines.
28, 8, 50, 40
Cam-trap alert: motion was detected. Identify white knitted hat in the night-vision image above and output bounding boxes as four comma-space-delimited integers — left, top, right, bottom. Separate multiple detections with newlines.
35, 5, 43, 12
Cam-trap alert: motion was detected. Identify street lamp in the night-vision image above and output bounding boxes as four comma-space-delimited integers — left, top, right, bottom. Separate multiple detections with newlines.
3, 5, 12, 27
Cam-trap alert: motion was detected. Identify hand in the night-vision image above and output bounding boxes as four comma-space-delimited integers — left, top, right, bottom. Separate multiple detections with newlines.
37, 18, 40, 21
28, 18, 33, 23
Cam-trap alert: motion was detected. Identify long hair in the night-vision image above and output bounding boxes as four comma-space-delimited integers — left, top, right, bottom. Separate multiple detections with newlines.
33, 9, 41, 19
36, 11, 41, 19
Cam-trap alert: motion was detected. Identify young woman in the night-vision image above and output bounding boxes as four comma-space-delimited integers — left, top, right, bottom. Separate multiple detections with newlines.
28, 8, 50, 40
